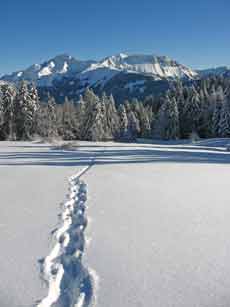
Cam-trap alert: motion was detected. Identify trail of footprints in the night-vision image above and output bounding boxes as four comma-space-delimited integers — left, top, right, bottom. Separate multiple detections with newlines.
38, 174, 94, 307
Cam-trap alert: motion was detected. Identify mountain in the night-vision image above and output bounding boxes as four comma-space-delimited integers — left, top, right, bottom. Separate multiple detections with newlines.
1, 53, 199, 102
2, 54, 96, 87
78, 53, 198, 83
197, 66, 230, 78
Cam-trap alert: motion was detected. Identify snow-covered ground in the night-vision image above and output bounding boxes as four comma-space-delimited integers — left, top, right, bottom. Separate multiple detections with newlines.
0, 141, 94, 307
1, 139, 230, 306
84, 139, 230, 307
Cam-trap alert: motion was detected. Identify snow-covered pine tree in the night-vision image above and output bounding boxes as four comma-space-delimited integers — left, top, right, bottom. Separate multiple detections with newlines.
153, 100, 166, 139
212, 86, 225, 137
154, 95, 179, 140
181, 90, 201, 138
36, 102, 47, 138
88, 102, 104, 141
134, 101, 151, 138
100, 92, 110, 140
118, 104, 128, 140
14, 81, 38, 140
218, 98, 230, 137
37, 94, 58, 139
104, 93, 120, 140
61, 97, 79, 140
123, 100, 140, 140
165, 96, 179, 139
76, 95, 86, 139
87, 96, 108, 141
29, 83, 40, 136
0, 84, 16, 140
127, 110, 140, 140
81, 88, 100, 140
46, 94, 58, 139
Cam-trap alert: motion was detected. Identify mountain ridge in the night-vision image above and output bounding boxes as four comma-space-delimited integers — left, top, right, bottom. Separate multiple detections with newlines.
1, 53, 198, 86
2, 53, 229, 103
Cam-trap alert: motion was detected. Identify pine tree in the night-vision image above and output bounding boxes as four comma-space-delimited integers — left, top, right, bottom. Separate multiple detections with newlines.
100, 93, 109, 140
1, 84, 16, 140
181, 90, 201, 137
46, 94, 58, 138
0, 89, 4, 139
123, 101, 138, 140
135, 102, 151, 138
118, 104, 128, 140
212, 86, 225, 137
105, 94, 120, 139
127, 110, 140, 140
218, 99, 230, 137
76, 95, 87, 139
61, 97, 79, 140
87, 100, 105, 141
29, 83, 40, 135
81, 88, 100, 140
154, 96, 179, 140
14, 81, 38, 140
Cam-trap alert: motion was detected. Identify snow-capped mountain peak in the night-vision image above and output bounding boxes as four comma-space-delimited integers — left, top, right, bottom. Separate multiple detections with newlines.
1, 52, 198, 86
2, 54, 96, 86
82, 53, 198, 81
1, 52, 199, 101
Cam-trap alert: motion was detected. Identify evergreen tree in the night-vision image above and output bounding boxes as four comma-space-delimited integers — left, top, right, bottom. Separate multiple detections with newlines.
135, 101, 151, 138
14, 81, 38, 140
154, 96, 179, 140
61, 97, 79, 140
29, 83, 40, 135
77, 95, 87, 139
81, 88, 100, 140
118, 104, 128, 140
100, 93, 109, 140
212, 86, 225, 137
218, 99, 230, 137
46, 94, 58, 138
127, 110, 140, 140
181, 90, 201, 137
106, 94, 120, 139
1, 84, 16, 140
87, 101, 104, 141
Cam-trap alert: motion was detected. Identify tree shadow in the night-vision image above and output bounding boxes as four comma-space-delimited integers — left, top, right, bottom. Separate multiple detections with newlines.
1, 144, 230, 166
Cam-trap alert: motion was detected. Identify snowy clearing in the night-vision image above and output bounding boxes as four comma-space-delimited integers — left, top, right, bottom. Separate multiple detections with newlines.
0, 141, 95, 307
1, 139, 230, 306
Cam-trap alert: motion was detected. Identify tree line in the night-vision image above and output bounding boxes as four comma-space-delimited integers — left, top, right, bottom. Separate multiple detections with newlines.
0, 81, 152, 141
1, 76, 230, 142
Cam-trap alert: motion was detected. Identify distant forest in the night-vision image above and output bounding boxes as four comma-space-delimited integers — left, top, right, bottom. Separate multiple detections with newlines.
1, 76, 230, 142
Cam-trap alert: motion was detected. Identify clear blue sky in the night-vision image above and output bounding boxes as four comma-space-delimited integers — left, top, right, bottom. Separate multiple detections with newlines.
1, 0, 229, 74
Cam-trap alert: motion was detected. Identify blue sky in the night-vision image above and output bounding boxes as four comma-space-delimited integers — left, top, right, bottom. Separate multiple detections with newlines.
1, 0, 229, 74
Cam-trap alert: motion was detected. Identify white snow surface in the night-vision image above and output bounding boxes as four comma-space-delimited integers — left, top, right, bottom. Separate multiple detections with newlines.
0, 141, 95, 307
1, 139, 230, 306
83, 139, 230, 307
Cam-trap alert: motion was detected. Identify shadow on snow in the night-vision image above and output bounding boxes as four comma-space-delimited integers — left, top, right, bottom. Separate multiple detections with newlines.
1, 143, 230, 166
